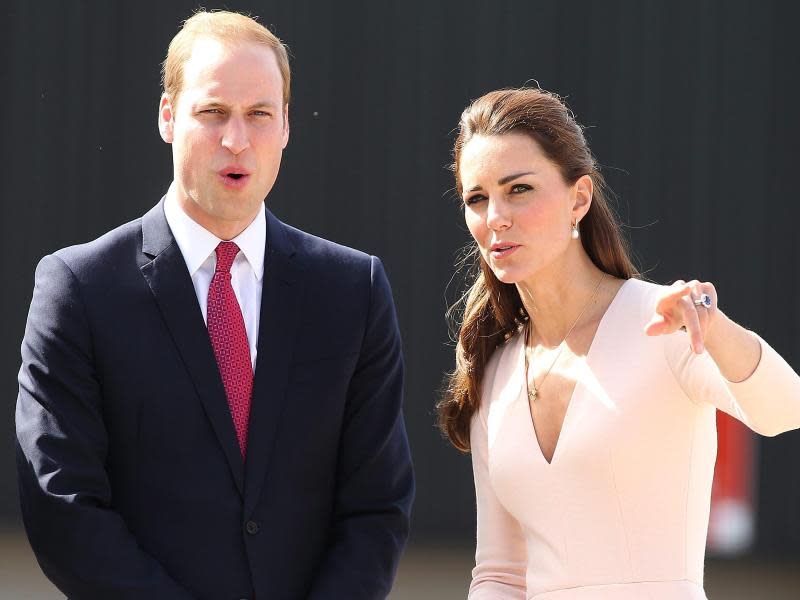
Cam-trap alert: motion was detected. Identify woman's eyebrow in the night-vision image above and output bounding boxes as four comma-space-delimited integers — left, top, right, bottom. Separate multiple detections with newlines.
465, 171, 536, 193
498, 171, 535, 185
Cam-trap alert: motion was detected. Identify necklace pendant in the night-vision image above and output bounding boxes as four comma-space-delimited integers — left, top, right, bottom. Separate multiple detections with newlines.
528, 387, 538, 401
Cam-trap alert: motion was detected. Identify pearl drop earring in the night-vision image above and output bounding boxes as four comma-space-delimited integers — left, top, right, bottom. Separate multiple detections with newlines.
571, 221, 580, 240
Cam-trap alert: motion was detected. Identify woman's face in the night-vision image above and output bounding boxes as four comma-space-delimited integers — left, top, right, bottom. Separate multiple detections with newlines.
459, 132, 589, 286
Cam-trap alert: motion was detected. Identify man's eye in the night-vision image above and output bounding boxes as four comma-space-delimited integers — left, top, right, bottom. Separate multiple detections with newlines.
510, 184, 532, 193
464, 194, 487, 206
200, 109, 222, 114
252, 111, 271, 117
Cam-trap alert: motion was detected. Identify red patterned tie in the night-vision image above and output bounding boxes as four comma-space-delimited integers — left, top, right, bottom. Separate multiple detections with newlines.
207, 241, 253, 457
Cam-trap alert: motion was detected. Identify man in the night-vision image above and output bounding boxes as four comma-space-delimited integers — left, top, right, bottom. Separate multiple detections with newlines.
16, 11, 414, 600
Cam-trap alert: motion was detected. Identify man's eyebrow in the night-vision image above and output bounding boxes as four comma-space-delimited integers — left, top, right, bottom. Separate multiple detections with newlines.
194, 98, 226, 107
194, 99, 281, 110
465, 171, 536, 193
248, 100, 281, 110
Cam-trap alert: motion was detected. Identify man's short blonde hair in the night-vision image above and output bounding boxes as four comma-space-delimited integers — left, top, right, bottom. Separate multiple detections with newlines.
162, 10, 291, 107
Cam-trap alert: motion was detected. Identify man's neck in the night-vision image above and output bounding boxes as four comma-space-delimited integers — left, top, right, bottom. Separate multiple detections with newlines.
168, 183, 257, 240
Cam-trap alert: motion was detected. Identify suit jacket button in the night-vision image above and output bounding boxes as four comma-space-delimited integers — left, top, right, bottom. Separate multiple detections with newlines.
245, 520, 260, 535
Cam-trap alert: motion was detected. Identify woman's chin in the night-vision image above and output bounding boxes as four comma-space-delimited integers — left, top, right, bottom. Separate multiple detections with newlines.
491, 268, 522, 285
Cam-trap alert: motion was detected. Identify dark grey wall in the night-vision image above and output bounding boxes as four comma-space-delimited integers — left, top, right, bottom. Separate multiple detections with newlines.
3, 0, 799, 554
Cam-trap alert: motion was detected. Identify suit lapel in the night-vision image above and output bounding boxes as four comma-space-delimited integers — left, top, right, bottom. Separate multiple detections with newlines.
138, 200, 245, 496
244, 210, 303, 514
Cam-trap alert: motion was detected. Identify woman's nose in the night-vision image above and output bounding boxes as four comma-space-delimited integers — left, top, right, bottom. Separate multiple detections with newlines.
485, 198, 511, 230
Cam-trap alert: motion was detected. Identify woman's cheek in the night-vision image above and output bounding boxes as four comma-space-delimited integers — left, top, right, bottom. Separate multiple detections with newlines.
465, 212, 485, 245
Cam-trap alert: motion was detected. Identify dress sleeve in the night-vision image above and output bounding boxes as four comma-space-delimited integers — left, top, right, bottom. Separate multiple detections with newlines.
663, 331, 800, 437
468, 400, 527, 599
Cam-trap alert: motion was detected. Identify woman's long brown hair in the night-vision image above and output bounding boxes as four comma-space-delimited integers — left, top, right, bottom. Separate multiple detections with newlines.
438, 88, 639, 452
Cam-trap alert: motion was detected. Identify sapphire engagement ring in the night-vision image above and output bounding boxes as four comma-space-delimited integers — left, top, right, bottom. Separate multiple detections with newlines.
693, 293, 712, 309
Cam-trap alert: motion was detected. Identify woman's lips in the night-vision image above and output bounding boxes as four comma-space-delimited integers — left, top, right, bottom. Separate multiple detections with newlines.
490, 245, 520, 259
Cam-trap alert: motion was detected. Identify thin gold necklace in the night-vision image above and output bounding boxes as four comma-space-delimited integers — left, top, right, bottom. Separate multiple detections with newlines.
524, 273, 606, 402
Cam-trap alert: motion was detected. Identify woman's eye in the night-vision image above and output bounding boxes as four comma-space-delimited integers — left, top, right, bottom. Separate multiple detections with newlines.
510, 184, 532, 193
464, 194, 487, 206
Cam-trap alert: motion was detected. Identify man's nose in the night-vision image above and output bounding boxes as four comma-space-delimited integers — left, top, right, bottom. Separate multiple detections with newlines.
221, 116, 250, 155
485, 198, 511, 230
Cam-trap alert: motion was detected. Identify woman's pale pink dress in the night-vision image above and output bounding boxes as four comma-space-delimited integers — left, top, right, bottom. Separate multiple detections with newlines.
469, 279, 800, 599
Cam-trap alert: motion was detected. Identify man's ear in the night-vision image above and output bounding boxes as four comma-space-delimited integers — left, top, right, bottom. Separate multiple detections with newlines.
158, 93, 175, 144
281, 104, 290, 149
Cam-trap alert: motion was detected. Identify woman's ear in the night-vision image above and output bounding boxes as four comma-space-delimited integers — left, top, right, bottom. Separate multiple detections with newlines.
572, 174, 594, 222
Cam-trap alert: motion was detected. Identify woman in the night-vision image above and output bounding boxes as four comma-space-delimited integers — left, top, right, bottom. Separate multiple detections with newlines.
438, 88, 800, 600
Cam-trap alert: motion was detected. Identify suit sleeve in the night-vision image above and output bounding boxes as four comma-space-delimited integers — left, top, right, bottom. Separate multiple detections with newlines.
468, 391, 527, 599
306, 256, 414, 600
663, 330, 800, 437
15, 254, 195, 600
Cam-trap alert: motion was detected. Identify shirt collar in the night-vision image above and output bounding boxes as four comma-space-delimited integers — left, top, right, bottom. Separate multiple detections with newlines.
164, 185, 266, 281
232, 203, 266, 281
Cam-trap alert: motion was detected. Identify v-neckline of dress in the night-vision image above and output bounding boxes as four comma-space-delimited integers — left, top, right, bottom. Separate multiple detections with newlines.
521, 278, 633, 466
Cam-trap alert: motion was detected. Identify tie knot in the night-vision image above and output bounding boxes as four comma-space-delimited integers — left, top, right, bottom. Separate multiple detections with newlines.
215, 241, 240, 273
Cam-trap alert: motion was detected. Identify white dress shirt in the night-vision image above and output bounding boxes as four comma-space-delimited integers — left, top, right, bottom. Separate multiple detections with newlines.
163, 189, 265, 371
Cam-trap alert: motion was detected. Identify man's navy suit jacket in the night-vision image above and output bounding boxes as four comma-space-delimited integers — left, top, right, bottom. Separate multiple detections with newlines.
15, 200, 415, 600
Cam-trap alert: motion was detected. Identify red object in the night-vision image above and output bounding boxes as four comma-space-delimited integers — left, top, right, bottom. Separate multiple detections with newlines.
714, 412, 753, 500
708, 411, 755, 554
207, 241, 253, 457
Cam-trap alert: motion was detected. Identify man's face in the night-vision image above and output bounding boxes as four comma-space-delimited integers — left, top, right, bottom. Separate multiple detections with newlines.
159, 38, 289, 238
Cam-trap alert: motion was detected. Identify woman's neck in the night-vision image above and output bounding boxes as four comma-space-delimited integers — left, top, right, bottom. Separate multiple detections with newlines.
516, 251, 607, 348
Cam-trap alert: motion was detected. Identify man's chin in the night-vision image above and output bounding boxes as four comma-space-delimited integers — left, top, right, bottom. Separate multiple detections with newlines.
180, 198, 261, 237
207, 192, 264, 215
214, 204, 263, 225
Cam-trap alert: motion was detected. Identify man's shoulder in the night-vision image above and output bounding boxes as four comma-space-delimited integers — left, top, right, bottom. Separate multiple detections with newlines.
277, 217, 373, 272
50, 214, 144, 279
